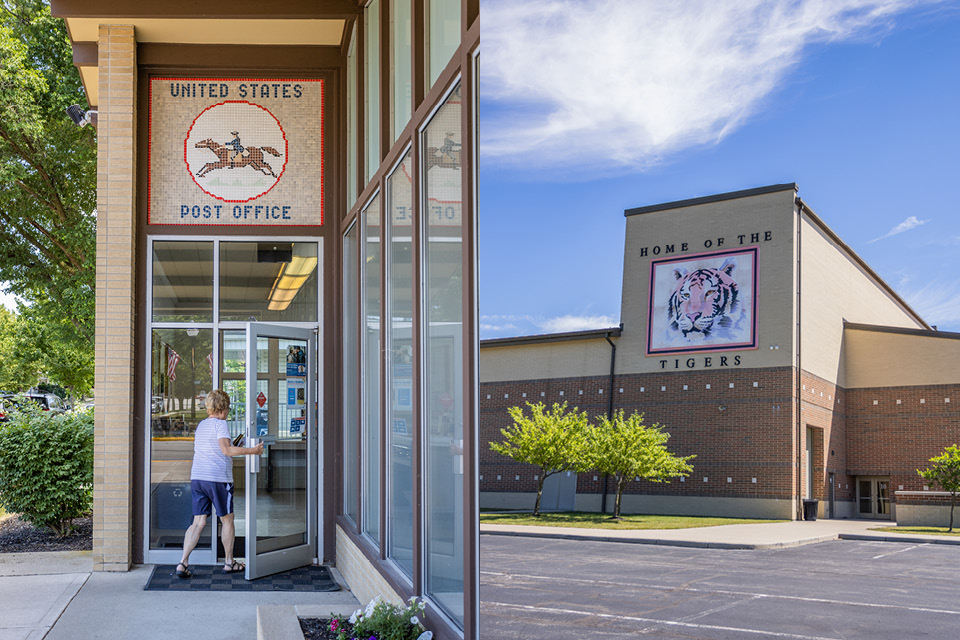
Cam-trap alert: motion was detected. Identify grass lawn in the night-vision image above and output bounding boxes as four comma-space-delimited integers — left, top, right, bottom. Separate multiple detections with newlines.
479, 511, 785, 530
870, 526, 960, 537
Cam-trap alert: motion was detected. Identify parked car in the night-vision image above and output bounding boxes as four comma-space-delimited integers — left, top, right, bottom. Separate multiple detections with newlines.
0, 393, 65, 415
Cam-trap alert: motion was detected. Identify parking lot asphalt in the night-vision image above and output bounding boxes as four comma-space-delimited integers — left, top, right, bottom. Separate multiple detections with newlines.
480, 535, 960, 639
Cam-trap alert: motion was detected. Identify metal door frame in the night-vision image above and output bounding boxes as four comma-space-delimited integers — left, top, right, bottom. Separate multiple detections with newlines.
244, 322, 318, 580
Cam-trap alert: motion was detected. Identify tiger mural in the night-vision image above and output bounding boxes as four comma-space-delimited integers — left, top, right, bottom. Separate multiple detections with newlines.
667, 258, 742, 341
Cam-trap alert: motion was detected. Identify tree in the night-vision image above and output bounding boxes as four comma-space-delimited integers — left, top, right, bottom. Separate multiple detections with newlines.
490, 402, 590, 516
587, 410, 695, 519
0, 306, 39, 391
917, 445, 960, 532
0, 1, 97, 348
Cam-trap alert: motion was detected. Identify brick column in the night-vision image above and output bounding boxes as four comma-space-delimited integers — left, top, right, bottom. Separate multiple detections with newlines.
93, 25, 137, 572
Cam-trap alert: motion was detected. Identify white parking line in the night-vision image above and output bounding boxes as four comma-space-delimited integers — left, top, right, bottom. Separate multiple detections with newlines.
484, 601, 843, 640
872, 544, 920, 560
481, 570, 960, 616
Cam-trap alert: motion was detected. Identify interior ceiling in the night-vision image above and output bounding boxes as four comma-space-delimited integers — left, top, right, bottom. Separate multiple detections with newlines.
64, 16, 347, 106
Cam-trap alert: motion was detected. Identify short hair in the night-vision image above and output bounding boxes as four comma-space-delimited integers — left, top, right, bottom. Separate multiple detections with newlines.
205, 389, 230, 415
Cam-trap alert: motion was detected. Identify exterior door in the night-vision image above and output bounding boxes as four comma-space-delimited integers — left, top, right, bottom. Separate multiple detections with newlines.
244, 322, 317, 580
857, 477, 891, 520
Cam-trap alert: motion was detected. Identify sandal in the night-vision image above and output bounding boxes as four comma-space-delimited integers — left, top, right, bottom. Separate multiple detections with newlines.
223, 561, 245, 573
175, 562, 191, 579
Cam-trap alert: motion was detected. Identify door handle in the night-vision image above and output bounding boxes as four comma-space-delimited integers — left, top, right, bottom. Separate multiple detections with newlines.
247, 438, 260, 474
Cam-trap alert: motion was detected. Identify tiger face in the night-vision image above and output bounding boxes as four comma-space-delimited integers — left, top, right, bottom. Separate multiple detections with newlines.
668, 258, 740, 338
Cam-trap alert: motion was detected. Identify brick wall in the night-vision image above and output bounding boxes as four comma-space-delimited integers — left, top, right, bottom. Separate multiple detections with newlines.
481, 369, 960, 518
93, 25, 137, 572
846, 384, 960, 495
335, 526, 403, 608
481, 367, 798, 504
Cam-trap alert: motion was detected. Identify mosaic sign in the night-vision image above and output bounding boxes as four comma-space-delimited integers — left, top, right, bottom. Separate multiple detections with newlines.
149, 78, 324, 226
647, 247, 758, 355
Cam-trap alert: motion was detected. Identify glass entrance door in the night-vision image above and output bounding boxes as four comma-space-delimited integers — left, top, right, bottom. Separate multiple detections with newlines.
244, 322, 317, 579
857, 477, 891, 520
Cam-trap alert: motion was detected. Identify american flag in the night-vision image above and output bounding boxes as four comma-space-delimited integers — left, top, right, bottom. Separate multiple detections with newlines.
167, 349, 182, 381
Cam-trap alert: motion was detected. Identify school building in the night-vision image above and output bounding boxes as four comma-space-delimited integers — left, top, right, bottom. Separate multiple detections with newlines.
480, 184, 960, 524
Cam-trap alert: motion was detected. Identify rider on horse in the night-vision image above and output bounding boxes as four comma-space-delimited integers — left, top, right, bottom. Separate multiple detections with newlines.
226, 131, 245, 166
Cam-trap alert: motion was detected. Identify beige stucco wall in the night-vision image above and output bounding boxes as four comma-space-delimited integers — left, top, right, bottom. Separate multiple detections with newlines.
800, 214, 926, 386
480, 339, 614, 383
617, 188, 798, 375
844, 328, 960, 388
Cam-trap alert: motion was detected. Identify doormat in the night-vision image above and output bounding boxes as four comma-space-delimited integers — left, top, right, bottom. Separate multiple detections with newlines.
144, 564, 340, 592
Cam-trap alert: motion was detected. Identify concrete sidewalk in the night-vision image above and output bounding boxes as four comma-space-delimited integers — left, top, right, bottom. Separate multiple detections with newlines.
2, 520, 957, 640
0, 551, 358, 640
480, 518, 960, 548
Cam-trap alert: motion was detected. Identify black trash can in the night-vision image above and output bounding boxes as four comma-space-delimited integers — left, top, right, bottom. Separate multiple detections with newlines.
802, 499, 819, 521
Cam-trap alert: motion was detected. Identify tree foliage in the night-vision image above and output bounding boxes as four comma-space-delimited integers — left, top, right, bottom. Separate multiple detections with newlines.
917, 444, 960, 532
0, 403, 94, 536
490, 402, 590, 516
0, 0, 96, 346
0, 306, 40, 391
587, 410, 695, 518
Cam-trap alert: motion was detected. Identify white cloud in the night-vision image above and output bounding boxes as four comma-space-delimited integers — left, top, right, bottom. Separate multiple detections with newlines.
903, 281, 960, 331
482, 0, 938, 171
868, 215, 930, 243
538, 314, 619, 333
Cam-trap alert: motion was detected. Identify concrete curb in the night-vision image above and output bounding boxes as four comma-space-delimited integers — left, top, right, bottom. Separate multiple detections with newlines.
839, 533, 960, 545
257, 604, 358, 640
479, 528, 842, 550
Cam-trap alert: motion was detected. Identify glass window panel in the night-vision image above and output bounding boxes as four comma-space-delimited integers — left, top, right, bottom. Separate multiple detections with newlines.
343, 224, 360, 524
219, 242, 318, 323
347, 25, 359, 208
365, 0, 381, 182
149, 328, 214, 550
363, 197, 382, 545
391, 0, 412, 142
422, 83, 463, 624
387, 151, 414, 576
152, 241, 213, 322
426, 0, 461, 89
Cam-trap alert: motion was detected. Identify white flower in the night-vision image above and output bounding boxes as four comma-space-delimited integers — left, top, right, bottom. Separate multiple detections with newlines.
409, 596, 419, 605
365, 596, 382, 616
418, 600, 426, 611
410, 616, 420, 625
348, 609, 361, 624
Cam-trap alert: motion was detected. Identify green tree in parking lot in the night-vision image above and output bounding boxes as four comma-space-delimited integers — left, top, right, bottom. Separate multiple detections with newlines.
918, 445, 960, 532
586, 410, 695, 519
490, 402, 590, 517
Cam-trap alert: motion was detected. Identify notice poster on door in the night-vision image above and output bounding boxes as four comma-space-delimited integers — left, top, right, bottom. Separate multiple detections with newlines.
287, 375, 305, 406
290, 416, 305, 435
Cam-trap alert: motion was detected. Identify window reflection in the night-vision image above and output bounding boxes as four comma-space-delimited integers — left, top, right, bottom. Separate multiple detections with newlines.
149, 328, 214, 551
219, 242, 318, 322
387, 151, 415, 577
422, 83, 463, 623
364, 197, 382, 545
152, 241, 213, 322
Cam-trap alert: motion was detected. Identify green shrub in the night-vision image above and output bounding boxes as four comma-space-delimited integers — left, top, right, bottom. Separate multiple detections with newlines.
0, 405, 93, 536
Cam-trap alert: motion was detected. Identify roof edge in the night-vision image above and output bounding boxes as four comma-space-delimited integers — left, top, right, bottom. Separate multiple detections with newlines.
480, 326, 622, 348
624, 183, 797, 217
843, 321, 958, 340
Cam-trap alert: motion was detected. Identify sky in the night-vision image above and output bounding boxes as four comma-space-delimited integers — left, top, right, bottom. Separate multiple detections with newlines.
478, 0, 960, 339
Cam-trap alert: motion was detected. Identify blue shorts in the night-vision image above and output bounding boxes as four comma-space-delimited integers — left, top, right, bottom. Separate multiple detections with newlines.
191, 480, 234, 517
